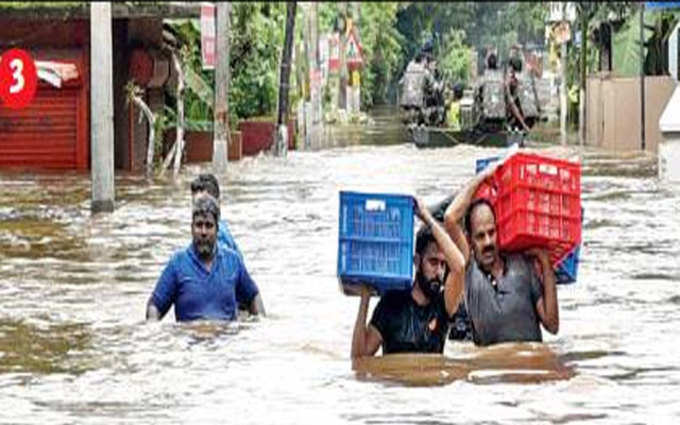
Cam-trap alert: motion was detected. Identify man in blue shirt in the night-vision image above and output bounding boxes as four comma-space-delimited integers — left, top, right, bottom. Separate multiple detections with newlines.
146, 195, 265, 321
190, 174, 242, 258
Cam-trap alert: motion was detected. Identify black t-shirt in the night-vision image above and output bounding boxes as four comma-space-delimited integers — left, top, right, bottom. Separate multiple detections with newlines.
369, 289, 451, 355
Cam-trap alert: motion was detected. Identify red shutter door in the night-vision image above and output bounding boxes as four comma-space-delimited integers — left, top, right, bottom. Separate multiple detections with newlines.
0, 50, 87, 170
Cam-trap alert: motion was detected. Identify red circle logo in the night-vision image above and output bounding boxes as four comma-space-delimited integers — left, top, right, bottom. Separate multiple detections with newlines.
0, 48, 38, 109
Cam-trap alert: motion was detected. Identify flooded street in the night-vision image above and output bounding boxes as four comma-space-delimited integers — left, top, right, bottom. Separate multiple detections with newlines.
1, 108, 679, 424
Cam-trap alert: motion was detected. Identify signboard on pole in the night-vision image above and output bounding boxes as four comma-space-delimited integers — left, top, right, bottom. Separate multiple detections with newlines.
200, 3, 216, 70
346, 31, 363, 70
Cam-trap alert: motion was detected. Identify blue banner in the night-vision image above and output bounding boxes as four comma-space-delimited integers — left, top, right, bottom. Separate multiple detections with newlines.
645, 2, 680, 10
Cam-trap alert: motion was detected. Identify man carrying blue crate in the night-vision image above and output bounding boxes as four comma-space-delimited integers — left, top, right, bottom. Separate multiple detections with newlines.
443, 165, 559, 346
350, 198, 467, 358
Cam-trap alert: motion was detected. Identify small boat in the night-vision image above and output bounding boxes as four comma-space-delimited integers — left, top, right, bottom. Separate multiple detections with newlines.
406, 125, 525, 149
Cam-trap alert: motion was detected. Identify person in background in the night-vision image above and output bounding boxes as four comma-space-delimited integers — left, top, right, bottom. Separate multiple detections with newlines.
190, 174, 242, 259
146, 194, 265, 322
446, 83, 465, 131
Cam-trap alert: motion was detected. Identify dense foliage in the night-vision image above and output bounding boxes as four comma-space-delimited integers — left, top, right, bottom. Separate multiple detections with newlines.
161, 1, 679, 127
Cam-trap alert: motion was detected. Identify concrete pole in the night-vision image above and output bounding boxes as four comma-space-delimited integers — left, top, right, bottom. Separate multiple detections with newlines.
339, 2, 348, 111
213, 2, 231, 172
639, 4, 646, 151
90, 2, 115, 214
579, 4, 587, 147
560, 3, 568, 146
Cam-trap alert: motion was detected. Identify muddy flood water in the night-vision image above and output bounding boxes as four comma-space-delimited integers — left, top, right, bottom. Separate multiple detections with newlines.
1, 108, 679, 424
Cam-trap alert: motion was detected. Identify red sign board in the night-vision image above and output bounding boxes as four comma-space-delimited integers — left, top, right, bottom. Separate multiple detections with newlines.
0, 48, 38, 109
200, 3, 216, 70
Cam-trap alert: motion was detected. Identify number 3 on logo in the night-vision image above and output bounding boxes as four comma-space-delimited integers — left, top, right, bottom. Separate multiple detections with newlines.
9, 59, 25, 94
0, 48, 37, 109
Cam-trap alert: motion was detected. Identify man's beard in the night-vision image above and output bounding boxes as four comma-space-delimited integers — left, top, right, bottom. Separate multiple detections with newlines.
416, 270, 443, 300
194, 238, 215, 259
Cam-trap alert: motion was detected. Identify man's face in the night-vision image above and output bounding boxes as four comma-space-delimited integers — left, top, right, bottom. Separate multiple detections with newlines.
469, 204, 499, 271
415, 241, 446, 300
192, 212, 217, 259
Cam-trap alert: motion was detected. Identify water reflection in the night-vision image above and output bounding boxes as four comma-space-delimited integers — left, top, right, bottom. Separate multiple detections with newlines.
353, 344, 573, 387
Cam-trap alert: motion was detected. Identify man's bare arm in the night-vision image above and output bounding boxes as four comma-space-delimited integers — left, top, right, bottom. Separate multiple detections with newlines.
351, 285, 383, 359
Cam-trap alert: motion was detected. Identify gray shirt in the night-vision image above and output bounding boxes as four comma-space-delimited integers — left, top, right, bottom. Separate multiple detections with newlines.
464, 253, 544, 346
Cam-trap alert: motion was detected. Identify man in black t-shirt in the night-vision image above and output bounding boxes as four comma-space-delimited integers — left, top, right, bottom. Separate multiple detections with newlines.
350, 198, 467, 358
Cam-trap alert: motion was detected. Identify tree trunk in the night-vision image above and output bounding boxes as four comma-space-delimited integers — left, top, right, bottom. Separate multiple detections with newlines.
159, 50, 185, 178
213, 2, 231, 172
274, 1, 297, 157
172, 50, 185, 176
130, 93, 156, 179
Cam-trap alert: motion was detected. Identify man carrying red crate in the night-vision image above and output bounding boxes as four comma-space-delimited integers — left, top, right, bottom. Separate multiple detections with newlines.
350, 198, 467, 359
443, 165, 559, 346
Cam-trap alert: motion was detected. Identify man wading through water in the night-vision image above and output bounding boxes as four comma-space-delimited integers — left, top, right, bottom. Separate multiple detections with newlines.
146, 194, 265, 322
444, 165, 559, 346
351, 198, 467, 358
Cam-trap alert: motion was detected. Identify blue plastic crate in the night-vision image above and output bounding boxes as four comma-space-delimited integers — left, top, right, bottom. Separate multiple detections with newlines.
475, 156, 500, 174
337, 191, 415, 294
555, 245, 580, 284
554, 206, 584, 284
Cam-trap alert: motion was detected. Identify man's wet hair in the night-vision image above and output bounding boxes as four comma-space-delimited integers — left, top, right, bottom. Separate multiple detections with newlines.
464, 198, 496, 235
453, 83, 464, 99
192, 194, 221, 224
190, 174, 220, 200
415, 223, 438, 256
487, 53, 497, 70
508, 56, 522, 73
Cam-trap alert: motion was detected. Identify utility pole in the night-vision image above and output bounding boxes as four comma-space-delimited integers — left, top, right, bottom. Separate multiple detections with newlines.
560, 2, 568, 146
338, 2, 349, 111
90, 2, 115, 214
579, 3, 587, 147
639, 3, 646, 151
274, 2, 297, 157
311, 1, 320, 147
213, 2, 231, 172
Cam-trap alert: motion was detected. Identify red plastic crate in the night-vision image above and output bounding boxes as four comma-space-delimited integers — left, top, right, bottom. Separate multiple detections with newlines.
475, 153, 581, 267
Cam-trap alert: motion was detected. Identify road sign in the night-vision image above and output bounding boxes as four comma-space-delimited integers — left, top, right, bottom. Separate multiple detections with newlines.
0, 48, 38, 109
200, 3, 216, 70
346, 31, 363, 70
